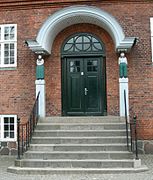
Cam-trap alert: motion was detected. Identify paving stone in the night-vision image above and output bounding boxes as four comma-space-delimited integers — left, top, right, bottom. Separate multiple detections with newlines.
0, 147, 9, 155
144, 142, 153, 154
8, 142, 17, 149
10, 149, 18, 156
1, 142, 7, 147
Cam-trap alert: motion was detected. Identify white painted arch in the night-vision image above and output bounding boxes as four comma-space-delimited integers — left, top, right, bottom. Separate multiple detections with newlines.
27, 5, 136, 54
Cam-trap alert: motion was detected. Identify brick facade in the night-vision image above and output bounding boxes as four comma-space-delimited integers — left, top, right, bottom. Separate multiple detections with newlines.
0, 0, 153, 152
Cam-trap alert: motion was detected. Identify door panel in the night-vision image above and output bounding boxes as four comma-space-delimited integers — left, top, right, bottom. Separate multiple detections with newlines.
85, 58, 102, 114
67, 59, 84, 114
86, 75, 99, 110
62, 57, 105, 116
68, 75, 82, 110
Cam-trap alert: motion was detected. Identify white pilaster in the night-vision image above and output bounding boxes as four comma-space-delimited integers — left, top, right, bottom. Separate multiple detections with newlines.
119, 78, 129, 117
35, 79, 46, 118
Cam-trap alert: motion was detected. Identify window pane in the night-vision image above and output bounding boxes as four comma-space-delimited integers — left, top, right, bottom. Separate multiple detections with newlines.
67, 38, 73, 44
70, 67, 75, 73
4, 58, 9, 64
10, 26, 15, 40
4, 44, 9, 50
10, 132, 14, 138
10, 44, 15, 64
75, 43, 82, 51
10, 50, 14, 57
87, 66, 93, 72
70, 61, 74, 66
87, 61, 92, 66
10, 117, 14, 124
0, 27, 1, 40
83, 43, 90, 51
4, 27, 10, 40
93, 43, 103, 50
4, 132, 9, 138
75, 61, 80, 66
10, 43, 14, 49
10, 125, 14, 131
4, 117, 9, 124
84, 36, 90, 43
87, 60, 98, 72
70, 60, 80, 73
64, 44, 73, 51
92, 37, 99, 43
4, 125, 9, 130
10, 58, 14, 64
75, 36, 82, 43
93, 60, 98, 66
5, 50, 9, 57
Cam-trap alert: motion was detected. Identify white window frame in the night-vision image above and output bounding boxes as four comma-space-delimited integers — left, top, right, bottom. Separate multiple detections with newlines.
0, 24, 17, 68
150, 18, 153, 62
0, 115, 17, 142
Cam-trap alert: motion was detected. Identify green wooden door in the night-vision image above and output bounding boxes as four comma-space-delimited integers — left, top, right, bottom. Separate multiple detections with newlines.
85, 58, 102, 114
62, 57, 106, 116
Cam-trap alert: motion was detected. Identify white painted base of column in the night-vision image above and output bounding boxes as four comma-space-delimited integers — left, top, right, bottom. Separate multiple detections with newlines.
134, 159, 141, 168
35, 79, 46, 118
119, 78, 129, 117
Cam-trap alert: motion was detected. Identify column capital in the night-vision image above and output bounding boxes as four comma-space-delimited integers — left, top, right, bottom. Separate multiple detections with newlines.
35, 79, 45, 85
119, 78, 128, 83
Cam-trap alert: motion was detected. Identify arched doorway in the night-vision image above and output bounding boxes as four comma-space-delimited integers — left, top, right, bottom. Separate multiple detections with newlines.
61, 33, 107, 116
26, 5, 136, 117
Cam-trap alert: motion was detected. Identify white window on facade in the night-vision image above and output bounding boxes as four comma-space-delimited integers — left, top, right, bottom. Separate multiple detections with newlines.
0, 24, 17, 68
0, 115, 17, 141
150, 18, 153, 62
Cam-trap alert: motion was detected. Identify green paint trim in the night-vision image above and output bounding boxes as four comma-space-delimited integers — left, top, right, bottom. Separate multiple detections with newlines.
0, 67, 17, 71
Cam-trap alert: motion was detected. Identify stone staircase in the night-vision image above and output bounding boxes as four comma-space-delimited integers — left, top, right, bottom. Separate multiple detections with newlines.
8, 116, 148, 174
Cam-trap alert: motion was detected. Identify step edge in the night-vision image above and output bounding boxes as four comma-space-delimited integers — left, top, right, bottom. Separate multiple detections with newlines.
25, 151, 133, 154
16, 159, 136, 162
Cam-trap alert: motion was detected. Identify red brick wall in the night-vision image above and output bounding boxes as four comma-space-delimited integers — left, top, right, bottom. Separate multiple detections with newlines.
0, 1, 153, 139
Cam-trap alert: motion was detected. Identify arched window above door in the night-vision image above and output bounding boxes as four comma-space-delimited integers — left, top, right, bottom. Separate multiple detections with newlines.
62, 33, 105, 56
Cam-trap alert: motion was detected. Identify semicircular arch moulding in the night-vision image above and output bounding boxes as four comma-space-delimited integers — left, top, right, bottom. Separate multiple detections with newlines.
27, 5, 136, 55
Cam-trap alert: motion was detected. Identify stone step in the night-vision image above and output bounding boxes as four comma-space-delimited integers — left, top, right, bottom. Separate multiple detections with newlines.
36, 123, 126, 130
41, 116, 125, 123
7, 166, 149, 175
24, 151, 133, 159
33, 130, 127, 137
29, 143, 129, 151
31, 136, 128, 144
15, 159, 135, 168
8, 116, 147, 174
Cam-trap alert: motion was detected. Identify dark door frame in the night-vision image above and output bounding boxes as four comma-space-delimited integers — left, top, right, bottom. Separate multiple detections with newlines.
61, 32, 107, 116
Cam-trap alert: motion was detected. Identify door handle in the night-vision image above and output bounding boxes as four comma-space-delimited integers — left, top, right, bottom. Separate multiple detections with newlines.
84, 88, 88, 96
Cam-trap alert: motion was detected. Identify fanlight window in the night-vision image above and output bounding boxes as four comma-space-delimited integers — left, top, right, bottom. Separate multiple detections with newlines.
62, 33, 105, 55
